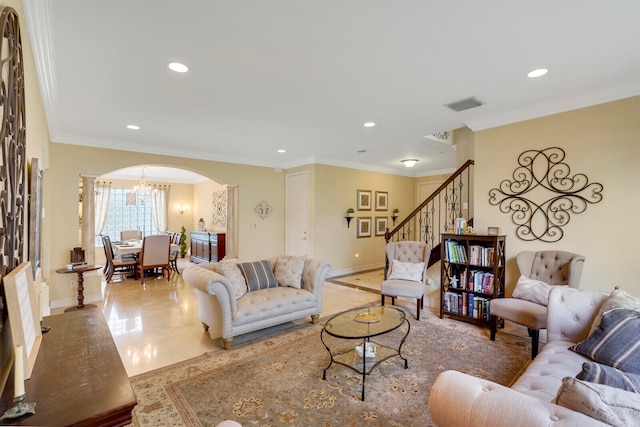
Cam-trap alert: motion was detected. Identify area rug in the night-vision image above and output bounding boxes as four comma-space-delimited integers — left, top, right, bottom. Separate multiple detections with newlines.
130, 311, 530, 426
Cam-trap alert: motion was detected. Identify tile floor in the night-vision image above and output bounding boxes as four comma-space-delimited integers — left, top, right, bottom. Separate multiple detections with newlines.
51, 260, 536, 377
53, 260, 382, 377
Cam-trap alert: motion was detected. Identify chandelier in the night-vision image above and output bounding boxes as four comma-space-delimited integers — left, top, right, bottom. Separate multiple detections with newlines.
134, 167, 151, 193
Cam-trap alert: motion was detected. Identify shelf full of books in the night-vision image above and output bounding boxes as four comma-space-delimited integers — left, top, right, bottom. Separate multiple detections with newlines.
440, 233, 506, 327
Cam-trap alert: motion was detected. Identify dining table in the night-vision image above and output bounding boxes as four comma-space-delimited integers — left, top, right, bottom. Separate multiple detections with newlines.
112, 239, 179, 257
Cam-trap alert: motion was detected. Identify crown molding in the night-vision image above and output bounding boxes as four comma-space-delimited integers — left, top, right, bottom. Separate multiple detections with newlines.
465, 81, 640, 131
23, 0, 59, 137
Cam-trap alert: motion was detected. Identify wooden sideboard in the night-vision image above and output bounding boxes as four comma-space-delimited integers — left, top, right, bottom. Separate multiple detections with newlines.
0, 309, 136, 426
190, 231, 226, 264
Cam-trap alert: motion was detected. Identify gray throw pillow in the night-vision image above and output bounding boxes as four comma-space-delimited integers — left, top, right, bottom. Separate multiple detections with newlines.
577, 362, 640, 393
237, 260, 278, 292
572, 308, 640, 375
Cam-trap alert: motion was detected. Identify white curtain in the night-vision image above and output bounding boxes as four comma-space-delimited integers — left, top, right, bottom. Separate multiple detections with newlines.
94, 181, 111, 235
151, 185, 169, 233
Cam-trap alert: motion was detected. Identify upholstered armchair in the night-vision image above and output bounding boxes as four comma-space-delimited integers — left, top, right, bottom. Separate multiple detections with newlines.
490, 250, 586, 358
381, 241, 429, 320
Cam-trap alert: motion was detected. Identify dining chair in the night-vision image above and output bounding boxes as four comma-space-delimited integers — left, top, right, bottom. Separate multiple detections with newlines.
120, 229, 142, 240
167, 231, 180, 273
381, 241, 429, 320
136, 234, 172, 283
102, 235, 138, 283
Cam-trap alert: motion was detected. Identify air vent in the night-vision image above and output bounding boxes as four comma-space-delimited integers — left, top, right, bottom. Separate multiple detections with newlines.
444, 97, 484, 112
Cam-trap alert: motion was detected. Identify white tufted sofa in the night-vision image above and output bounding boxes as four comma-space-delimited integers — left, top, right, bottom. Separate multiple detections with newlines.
183, 257, 331, 349
429, 286, 614, 426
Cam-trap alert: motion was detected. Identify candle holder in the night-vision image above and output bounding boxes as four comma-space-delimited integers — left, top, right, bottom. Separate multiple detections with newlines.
0, 394, 36, 420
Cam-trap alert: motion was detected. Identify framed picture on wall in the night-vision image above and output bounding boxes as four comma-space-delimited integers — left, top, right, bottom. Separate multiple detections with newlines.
357, 190, 372, 210
357, 217, 372, 238
375, 191, 388, 211
375, 216, 388, 236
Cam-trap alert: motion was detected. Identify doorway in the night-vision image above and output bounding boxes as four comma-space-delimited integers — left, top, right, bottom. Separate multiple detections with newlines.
285, 172, 309, 256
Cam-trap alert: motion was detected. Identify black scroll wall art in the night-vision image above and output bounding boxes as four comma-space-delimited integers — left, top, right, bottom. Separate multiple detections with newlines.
0, 7, 27, 327
488, 147, 603, 242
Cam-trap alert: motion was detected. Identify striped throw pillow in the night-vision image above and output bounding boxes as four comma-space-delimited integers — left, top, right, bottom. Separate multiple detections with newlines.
577, 362, 640, 393
572, 308, 640, 375
237, 260, 278, 292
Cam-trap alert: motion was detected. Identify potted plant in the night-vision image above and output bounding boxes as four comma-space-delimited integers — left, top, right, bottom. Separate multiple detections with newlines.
179, 226, 188, 258
346, 208, 355, 217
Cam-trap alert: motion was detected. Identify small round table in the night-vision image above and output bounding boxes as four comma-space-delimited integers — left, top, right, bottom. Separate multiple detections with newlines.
56, 264, 101, 312
321, 305, 410, 400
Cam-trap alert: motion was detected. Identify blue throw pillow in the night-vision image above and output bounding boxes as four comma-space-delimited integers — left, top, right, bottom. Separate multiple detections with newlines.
572, 308, 640, 375
577, 362, 640, 393
237, 260, 278, 292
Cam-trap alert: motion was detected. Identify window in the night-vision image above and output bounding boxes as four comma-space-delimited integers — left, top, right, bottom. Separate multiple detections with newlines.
97, 188, 159, 245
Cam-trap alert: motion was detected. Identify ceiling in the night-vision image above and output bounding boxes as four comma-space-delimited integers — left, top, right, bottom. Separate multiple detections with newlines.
24, 1, 640, 179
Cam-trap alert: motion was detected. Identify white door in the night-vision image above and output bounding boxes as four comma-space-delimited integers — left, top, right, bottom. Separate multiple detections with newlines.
285, 172, 309, 256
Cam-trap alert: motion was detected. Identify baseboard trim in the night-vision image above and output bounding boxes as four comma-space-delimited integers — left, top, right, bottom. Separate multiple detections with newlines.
328, 263, 384, 278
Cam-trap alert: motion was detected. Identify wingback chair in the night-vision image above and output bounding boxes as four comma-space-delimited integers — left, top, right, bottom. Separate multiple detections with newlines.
381, 241, 429, 320
490, 250, 585, 358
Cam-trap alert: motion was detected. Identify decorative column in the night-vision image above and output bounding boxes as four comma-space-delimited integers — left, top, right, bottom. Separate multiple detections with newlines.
224, 185, 238, 259
81, 175, 96, 264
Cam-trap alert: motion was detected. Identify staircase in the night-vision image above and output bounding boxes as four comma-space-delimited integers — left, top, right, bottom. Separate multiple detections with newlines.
385, 160, 475, 268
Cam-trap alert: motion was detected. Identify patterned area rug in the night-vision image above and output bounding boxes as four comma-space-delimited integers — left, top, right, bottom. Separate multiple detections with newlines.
130, 310, 530, 426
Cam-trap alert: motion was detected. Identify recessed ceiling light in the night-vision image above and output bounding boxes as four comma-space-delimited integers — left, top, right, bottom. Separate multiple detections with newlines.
168, 62, 189, 73
277, 149, 286, 153
126, 124, 140, 130
527, 68, 548, 78
364, 122, 375, 127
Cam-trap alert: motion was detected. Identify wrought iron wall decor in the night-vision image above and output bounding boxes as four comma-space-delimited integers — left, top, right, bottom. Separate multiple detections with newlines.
489, 147, 603, 242
0, 7, 26, 325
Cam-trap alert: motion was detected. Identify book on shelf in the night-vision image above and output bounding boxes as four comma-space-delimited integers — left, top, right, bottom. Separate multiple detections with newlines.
467, 270, 494, 294
468, 245, 495, 266
445, 240, 467, 263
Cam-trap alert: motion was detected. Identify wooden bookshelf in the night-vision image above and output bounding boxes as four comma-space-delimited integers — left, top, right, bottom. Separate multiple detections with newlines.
440, 233, 506, 327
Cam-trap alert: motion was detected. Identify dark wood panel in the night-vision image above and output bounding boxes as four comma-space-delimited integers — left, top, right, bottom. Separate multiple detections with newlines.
0, 309, 136, 426
190, 232, 226, 263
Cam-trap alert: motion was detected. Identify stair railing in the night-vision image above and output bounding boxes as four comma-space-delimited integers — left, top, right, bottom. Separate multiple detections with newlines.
385, 160, 474, 263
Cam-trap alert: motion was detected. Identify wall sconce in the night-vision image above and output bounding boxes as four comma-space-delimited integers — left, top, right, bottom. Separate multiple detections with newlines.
345, 208, 355, 228
391, 209, 399, 226
401, 159, 418, 168
177, 204, 188, 215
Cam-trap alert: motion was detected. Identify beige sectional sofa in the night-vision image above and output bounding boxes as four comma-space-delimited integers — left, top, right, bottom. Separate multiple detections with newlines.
183, 256, 331, 349
429, 286, 640, 426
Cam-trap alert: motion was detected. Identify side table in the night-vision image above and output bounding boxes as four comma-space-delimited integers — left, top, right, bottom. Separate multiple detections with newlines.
56, 264, 101, 312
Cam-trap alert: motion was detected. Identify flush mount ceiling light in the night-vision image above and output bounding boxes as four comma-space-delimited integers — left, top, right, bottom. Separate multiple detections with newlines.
277, 149, 286, 153
363, 122, 375, 127
527, 68, 548, 78
401, 159, 418, 168
126, 124, 140, 130
168, 62, 189, 73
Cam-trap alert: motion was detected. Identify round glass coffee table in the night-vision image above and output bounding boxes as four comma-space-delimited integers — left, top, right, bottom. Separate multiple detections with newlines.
321, 305, 410, 400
